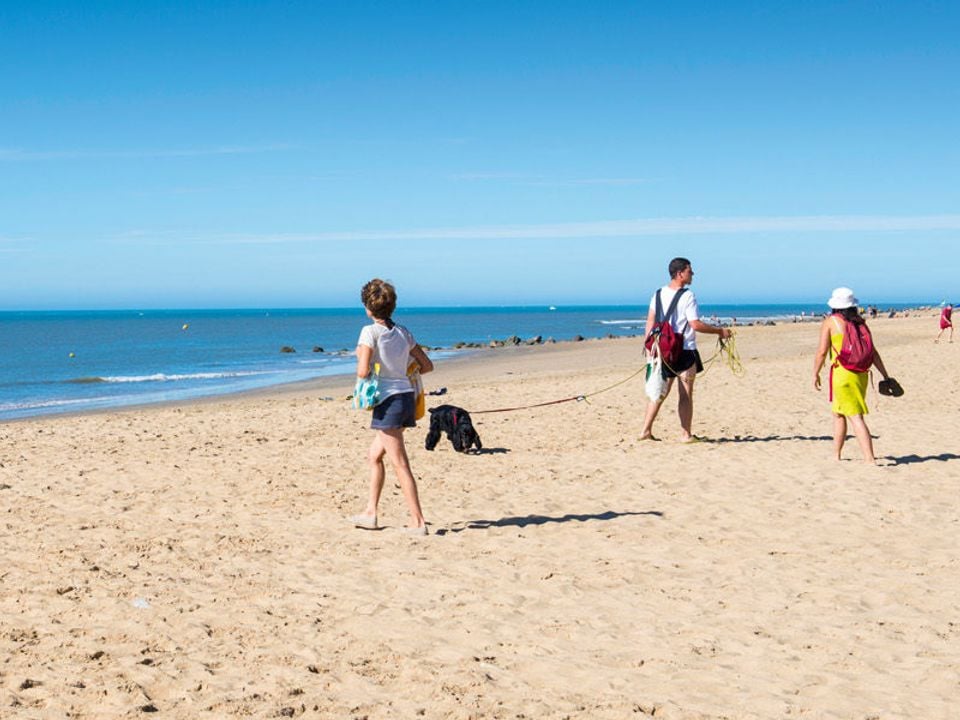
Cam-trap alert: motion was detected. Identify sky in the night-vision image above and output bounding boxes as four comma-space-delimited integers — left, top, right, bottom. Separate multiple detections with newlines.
1, 1, 958, 309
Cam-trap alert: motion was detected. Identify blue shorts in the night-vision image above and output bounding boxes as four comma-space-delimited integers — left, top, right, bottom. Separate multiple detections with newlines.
371, 392, 416, 430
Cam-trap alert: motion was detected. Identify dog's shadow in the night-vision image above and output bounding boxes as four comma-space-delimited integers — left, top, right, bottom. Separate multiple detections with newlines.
435, 509, 661, 535
474, 447, 510, 455
424, 447, 510, 455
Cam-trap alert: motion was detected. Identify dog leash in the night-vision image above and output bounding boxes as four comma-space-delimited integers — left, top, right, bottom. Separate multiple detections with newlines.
470, 365, 648, 415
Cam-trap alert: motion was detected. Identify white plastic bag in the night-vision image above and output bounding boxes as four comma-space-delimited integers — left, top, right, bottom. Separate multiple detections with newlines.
644, 352, 667, 402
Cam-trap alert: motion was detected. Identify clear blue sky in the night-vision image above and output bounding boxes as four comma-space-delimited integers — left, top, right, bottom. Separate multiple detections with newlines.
2, 1, 957, 309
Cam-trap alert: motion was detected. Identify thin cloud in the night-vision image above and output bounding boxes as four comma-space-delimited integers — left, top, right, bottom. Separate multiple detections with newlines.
0, 236, 29, 253
451, 172, 537, 181
146, 214, 960, 245
0, 144, 297, 161
525, 177, 651, 187
452, 172, 650, 186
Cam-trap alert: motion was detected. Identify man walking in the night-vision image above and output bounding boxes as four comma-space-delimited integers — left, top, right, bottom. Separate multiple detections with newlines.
640, 257, 731, 443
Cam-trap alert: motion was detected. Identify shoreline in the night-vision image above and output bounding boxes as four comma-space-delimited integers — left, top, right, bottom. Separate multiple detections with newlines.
2, 336, 635, 425
1, 307, 942, 425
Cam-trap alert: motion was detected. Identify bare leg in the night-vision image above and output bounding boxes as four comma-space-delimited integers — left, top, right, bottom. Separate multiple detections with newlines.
832, 413, 847, 460
676, 370, 696, 441
378, 428, 426, 528
640, 378, 674, 439
359, 433, 386, 517
848, 414, 877, 465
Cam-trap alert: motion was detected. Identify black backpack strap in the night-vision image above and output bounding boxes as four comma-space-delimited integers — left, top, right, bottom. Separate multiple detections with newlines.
654, 289, 665, 323
662, 288, 687, 323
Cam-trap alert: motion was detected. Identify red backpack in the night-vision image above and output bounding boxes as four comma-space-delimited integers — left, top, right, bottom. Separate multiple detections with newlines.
833, 315, 875, 373
644, 288, 687, 366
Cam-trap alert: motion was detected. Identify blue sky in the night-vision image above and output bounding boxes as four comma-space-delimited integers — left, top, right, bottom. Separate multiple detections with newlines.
1, 1, 957, 309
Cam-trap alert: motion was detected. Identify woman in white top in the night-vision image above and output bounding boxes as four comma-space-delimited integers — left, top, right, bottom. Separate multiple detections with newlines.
349, 279, 433, 535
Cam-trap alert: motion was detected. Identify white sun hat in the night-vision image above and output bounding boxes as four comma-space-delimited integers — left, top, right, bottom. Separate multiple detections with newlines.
827, 287, 858, 310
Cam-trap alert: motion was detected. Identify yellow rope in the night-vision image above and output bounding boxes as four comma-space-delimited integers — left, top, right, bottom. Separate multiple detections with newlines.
699, 332, 746, 377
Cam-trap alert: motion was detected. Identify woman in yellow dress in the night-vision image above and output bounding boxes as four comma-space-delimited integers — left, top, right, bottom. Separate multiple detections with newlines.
812, 287, 892, 464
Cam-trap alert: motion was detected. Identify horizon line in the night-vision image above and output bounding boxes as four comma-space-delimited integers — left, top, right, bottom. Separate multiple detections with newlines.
0, 299, 938, 314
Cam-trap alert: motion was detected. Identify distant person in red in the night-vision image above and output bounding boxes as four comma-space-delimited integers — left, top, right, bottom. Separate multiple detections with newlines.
936, 303, 953, 343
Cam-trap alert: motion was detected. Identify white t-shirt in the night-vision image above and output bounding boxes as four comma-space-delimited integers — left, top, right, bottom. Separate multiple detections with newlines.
649, 286, 700, 350
358, 322, 416, 398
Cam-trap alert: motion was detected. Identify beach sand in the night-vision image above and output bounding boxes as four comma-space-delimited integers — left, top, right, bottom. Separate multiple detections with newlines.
2, 313, 958, 719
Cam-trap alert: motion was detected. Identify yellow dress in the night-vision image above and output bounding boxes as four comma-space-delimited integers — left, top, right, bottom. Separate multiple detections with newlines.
830, 330, 869, 416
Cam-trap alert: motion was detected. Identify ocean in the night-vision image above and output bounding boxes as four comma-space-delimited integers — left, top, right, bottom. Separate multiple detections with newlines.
0, 303, 919, 421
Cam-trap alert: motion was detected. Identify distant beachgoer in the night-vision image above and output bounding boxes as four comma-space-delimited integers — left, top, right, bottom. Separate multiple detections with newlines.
812, 287, 893, 465
348, 278, 434, 535
640, 257, 731, 443
935, 304, 953, 343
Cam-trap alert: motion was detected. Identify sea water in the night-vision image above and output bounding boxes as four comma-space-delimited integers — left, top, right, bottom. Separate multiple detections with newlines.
0, 303, 918, 421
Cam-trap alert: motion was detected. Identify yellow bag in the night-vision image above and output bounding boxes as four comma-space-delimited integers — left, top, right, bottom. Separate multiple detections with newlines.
407, 360, 425, 420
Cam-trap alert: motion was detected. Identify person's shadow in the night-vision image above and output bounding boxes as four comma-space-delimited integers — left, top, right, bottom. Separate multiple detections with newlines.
699, 437, 960, 466
434, 509, 662, 535
701, 434, 833, 443
885, 453, 960, 466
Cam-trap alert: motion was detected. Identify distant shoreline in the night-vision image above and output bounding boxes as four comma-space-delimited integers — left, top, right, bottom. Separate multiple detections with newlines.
0, 300, 938, 315
2, 307, 939, 425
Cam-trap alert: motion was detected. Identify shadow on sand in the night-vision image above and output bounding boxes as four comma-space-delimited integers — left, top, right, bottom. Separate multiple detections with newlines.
886, 453, 960, 466
701, 434, 834, 444
435, 510, 663, 536
699, 439, 959, 466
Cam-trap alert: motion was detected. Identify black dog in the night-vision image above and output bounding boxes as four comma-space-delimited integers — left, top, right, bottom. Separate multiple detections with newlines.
425, 405, 482, 453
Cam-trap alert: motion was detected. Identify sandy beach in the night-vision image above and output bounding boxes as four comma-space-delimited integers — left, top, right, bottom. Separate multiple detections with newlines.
1, 312, 957, 719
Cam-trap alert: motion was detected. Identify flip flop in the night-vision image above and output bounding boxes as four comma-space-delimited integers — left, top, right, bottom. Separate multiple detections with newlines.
638, 434, 660, 442
878, 378, 904, 397
680, 435, 702, 444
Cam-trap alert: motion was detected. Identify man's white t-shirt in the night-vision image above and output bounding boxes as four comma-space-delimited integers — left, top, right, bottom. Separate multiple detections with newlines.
649, 286, 700, 350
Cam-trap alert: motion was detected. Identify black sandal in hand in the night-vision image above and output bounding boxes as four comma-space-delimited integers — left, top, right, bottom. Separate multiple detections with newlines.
878, 378, 904, 397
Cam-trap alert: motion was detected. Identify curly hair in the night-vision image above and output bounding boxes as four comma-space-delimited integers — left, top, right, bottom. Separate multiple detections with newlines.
360, 278, 397, 320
